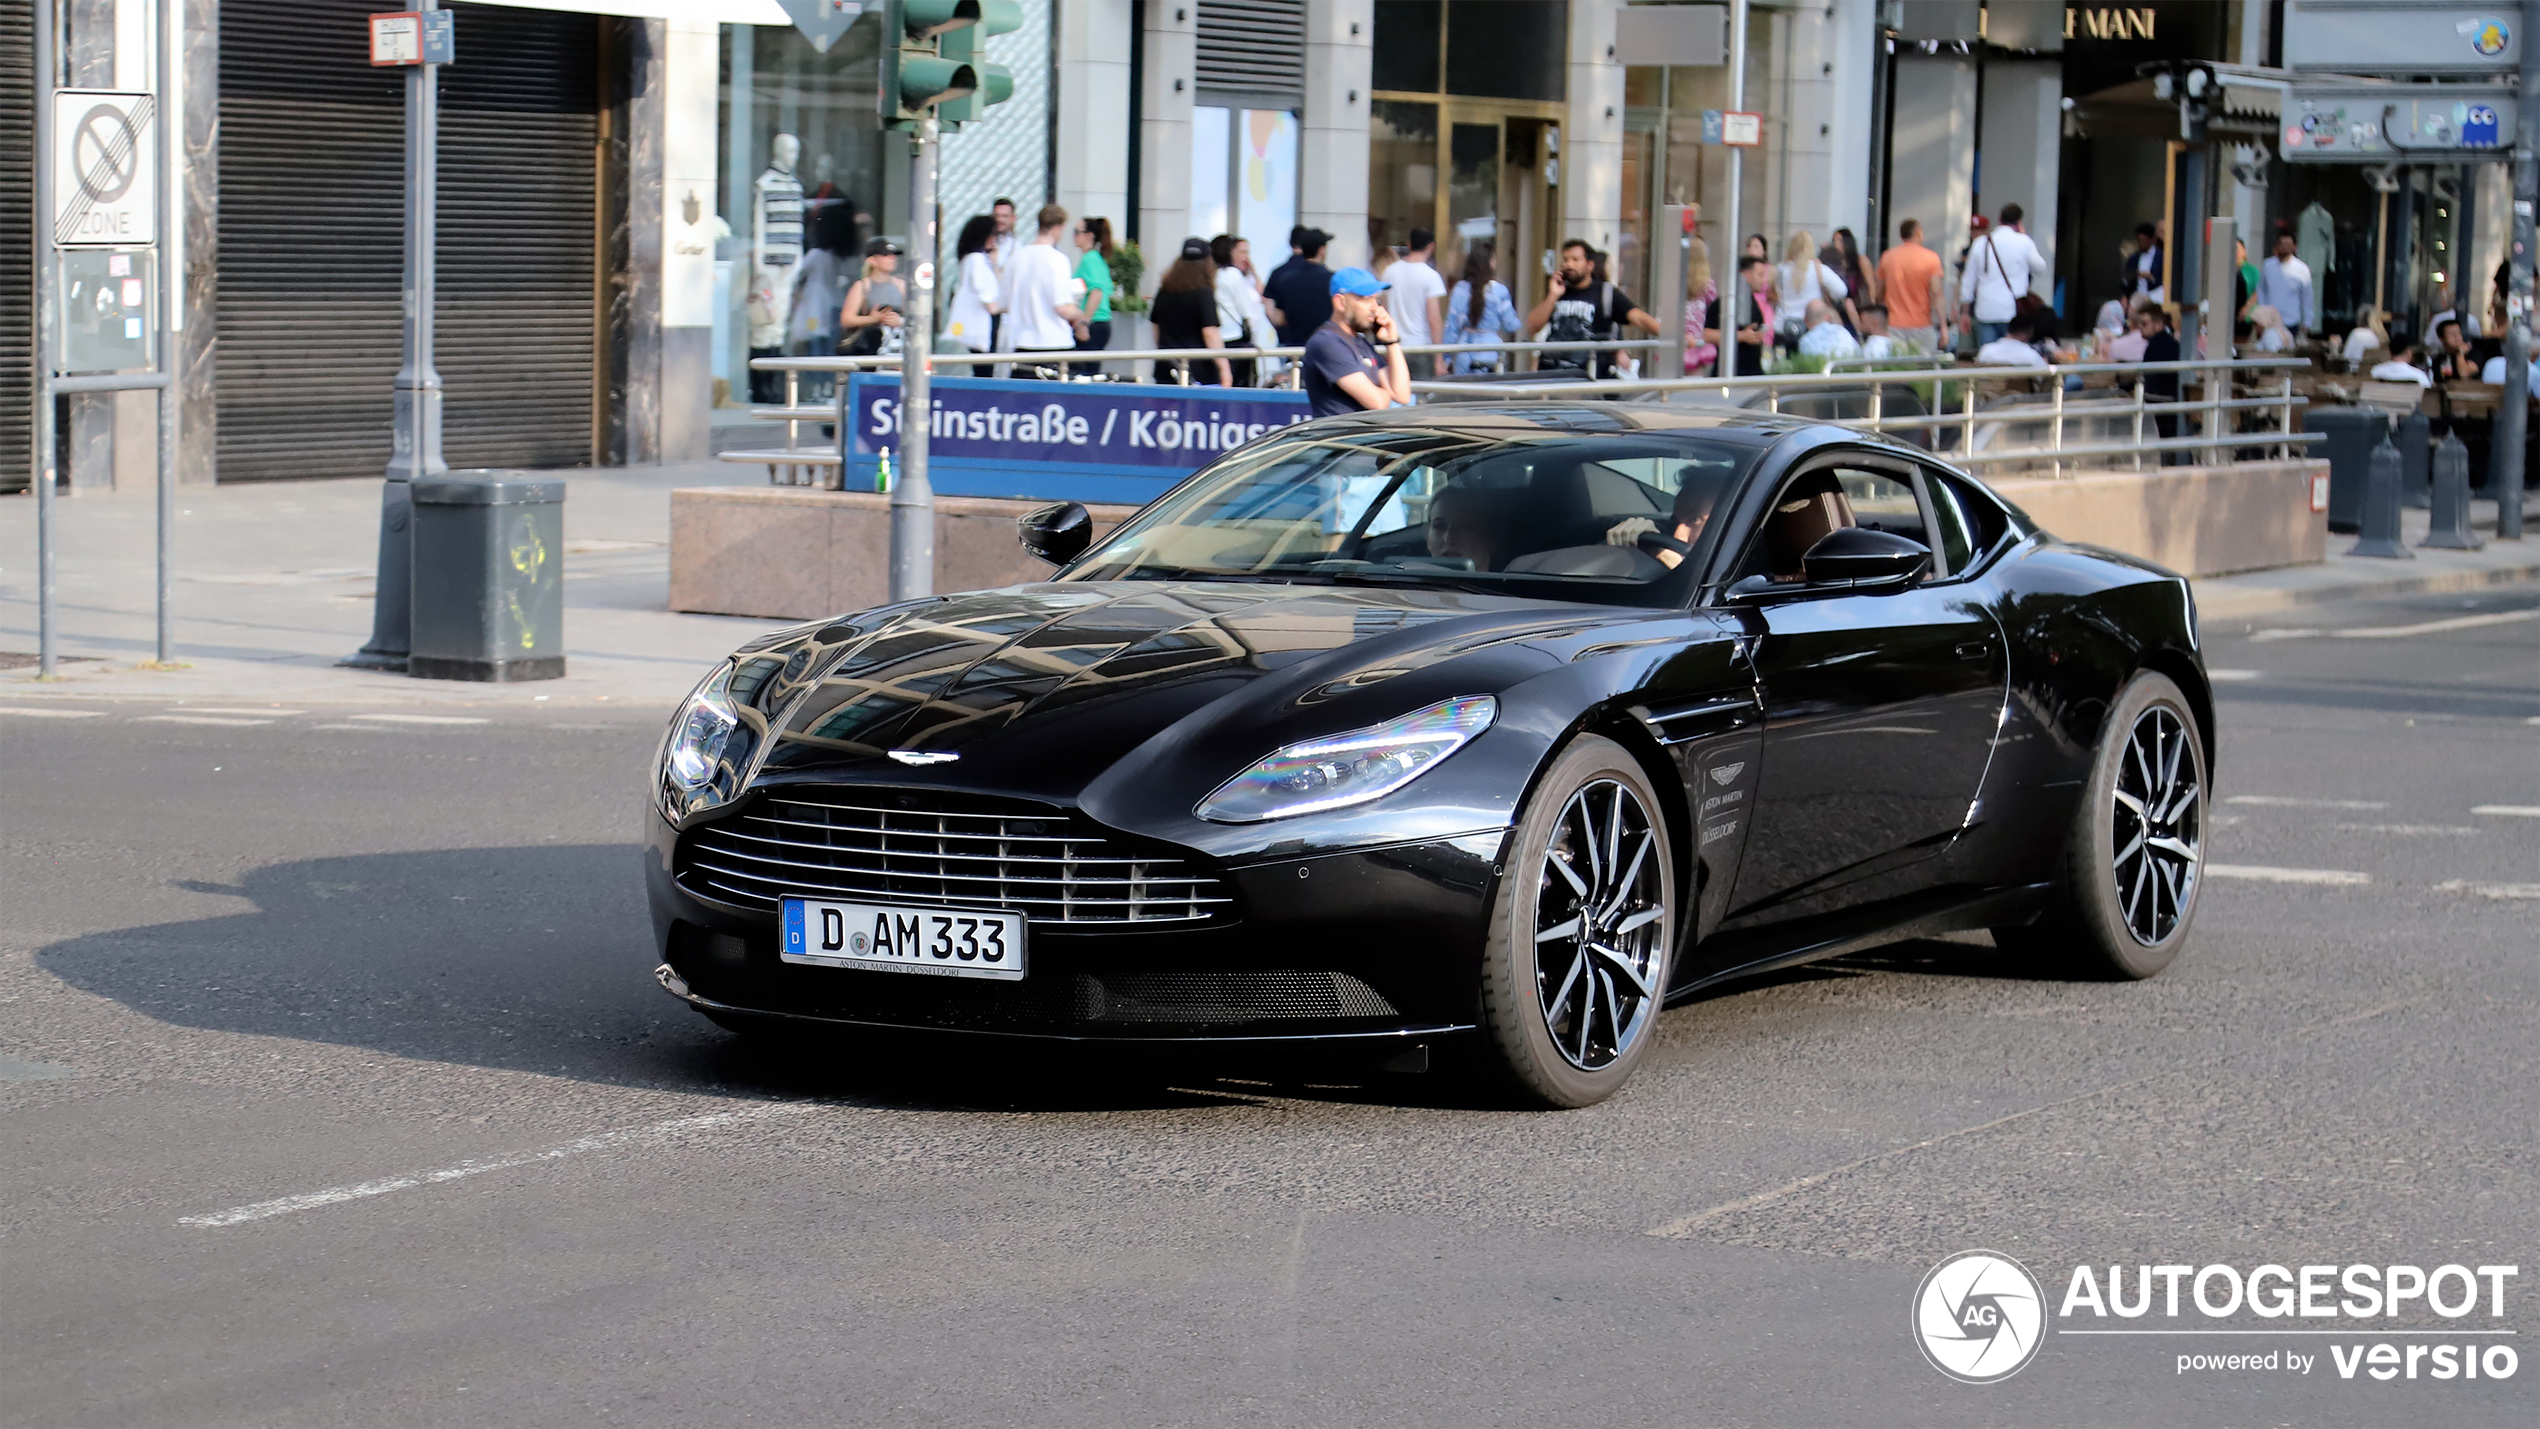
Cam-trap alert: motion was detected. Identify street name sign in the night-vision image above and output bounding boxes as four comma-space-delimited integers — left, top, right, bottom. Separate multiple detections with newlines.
845, 374, 1309, 505
2282, 83, 2518, 162
2283, 4, 2520, 74
51, 90, 156, 248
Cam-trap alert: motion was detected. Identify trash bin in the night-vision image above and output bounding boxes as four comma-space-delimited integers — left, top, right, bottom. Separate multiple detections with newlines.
2303, 407, 2390, 533
409, 471, 566, 682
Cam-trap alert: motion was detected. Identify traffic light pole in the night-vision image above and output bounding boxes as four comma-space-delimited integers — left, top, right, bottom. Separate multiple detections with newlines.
890, 113, 939, 601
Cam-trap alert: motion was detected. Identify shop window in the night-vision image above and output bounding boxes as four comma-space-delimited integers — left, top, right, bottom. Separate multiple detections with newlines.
717, 17, 890, 408
1444, 0, 1564, 103
1373, 1, 1442, 94
1190, 105, 1300, 250
1369, 101, 1440, 258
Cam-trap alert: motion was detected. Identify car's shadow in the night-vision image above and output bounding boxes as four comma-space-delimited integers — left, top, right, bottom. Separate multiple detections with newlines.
35, 845, 1282, 1114
38, 849, 2079, 1116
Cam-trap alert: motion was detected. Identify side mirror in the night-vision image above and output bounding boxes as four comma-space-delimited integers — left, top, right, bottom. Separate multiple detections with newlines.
1016, 501, 1093, 565
1800, 527, 1930, 589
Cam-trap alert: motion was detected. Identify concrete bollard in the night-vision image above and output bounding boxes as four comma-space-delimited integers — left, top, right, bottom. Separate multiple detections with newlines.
2348, 430, 2415, 559
2422, 432, 2486, 550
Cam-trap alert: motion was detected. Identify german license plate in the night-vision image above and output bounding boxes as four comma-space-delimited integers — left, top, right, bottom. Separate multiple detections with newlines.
779, 897, 1027, 980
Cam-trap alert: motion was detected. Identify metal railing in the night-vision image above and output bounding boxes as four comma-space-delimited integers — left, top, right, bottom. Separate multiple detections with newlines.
723, 348, 2322, 484
734, 339, 1675, 466
1405, 357, 2323, 474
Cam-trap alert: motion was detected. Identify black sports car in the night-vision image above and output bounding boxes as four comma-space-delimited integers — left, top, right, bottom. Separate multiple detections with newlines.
647, 404, 2211, 1106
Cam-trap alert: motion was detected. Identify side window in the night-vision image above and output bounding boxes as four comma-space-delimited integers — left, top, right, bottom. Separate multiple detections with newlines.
1920, 472, 1976, 576
1924, 470, 2010, 573
1734, 464, 1921, 583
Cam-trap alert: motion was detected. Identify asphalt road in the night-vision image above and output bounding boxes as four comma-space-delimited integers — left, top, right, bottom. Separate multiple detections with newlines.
4, 582, 2534, 1427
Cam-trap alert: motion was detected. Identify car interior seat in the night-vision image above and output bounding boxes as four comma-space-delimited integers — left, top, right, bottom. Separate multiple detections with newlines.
1760, 472, 1857, 580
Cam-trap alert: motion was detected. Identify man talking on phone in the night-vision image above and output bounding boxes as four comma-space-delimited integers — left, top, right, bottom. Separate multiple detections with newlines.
1303, 267, 1414, 418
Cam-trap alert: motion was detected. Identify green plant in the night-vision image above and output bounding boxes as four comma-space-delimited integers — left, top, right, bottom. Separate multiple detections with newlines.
1108, 240, 1147, 313
1765, 351, 1832, 376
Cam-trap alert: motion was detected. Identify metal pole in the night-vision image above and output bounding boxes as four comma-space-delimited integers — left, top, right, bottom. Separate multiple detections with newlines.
2497, 0, 2537, 540
1653, 204, 1690, 381
350, 1, 443, 669
155, 0, 177, 665
890, 113, 938, 602
33, 0, 58, 678
2204, 215, 2237, 465
1717, 0, 1747, 379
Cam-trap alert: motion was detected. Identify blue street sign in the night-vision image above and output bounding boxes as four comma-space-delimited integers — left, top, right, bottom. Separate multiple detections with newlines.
1701, 109, 1724, 144
843, 374, 1312, 505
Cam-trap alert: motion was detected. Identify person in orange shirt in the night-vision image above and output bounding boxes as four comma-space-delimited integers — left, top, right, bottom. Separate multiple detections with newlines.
1876, 218, 1947, 354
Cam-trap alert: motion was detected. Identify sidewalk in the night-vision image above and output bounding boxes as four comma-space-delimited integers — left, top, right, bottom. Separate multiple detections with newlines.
3, 467, 2533, 709
0, 461, 774, 710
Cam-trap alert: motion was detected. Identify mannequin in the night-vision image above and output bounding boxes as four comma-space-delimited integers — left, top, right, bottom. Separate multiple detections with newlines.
746, 133, 806, 403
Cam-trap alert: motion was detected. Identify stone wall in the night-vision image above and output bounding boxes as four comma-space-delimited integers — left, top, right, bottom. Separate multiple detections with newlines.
669, 487, 1139, 620
1991, 459, 2329, 579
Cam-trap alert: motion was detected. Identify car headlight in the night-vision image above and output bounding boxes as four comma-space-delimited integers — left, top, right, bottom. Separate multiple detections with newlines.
1197, 695, 1497, 823
664, 662, 742, 796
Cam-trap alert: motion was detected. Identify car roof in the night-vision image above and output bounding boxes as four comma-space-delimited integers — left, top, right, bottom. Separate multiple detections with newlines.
1307, 401, 1926, 460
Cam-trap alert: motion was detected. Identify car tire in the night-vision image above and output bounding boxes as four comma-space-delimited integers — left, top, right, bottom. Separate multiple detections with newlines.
1994, 670, 2207, 980
1476, 735, 1677, 1108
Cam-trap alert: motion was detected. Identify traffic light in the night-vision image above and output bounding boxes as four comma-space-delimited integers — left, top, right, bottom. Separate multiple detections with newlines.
882, 0, 982, 128
938, 0, 1022, 129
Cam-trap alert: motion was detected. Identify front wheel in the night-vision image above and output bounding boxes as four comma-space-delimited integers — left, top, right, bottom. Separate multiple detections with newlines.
1476, 735, 1677, 1108
1995, 671, 2207, 979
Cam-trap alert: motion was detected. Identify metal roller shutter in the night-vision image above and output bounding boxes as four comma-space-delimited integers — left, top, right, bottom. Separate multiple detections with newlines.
217, 0, 596, 483
0, 0, 33, 493
1195, 0, 1305, 105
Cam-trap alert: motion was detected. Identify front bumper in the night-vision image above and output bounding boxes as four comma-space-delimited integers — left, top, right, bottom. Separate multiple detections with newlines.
644, 805, 1502, 1045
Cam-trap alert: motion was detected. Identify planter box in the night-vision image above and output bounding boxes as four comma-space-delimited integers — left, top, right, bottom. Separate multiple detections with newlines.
1992, 459, 2328, 578
670, 487, 1141, 620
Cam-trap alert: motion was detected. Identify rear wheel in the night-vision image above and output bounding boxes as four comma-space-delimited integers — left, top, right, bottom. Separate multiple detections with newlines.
1476, 736, 1676, 1108
1995, 671, 2206, 979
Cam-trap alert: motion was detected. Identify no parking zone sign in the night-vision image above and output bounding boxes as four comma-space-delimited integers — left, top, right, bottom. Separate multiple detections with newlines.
52, 90, 156, 248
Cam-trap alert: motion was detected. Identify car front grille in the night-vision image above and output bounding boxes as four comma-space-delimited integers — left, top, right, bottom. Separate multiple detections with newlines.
677, 787, 1235, 927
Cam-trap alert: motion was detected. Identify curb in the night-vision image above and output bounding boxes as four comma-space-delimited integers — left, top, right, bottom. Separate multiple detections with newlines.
2194, 557, 2540, 622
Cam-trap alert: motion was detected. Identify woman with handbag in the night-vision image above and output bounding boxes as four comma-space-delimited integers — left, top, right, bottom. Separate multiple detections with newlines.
1771, 232, 1849, 353
838, 238, 907, 359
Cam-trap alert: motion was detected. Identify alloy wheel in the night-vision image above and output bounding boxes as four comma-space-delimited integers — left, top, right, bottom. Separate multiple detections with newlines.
1533, 779, 1669, 1071
2110, 705, 2201, 946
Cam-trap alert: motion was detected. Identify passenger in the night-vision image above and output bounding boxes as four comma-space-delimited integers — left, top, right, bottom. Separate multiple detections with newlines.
1425, 485, 1517, 570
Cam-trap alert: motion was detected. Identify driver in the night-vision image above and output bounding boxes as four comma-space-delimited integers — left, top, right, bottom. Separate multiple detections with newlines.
1602, 481, 1724, 570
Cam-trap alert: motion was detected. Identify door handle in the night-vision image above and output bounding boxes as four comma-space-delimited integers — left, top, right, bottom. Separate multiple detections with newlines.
1955, 641, 1991, 662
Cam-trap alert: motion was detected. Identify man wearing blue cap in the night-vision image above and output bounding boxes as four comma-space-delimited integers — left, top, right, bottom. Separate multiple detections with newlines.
1303, 267, 1412, 418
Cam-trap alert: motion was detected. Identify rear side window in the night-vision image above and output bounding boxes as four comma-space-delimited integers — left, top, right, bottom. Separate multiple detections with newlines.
1925, 471, 2010, 571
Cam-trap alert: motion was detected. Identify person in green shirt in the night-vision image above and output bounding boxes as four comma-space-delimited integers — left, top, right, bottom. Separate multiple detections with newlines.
1074, 217, 1117, 350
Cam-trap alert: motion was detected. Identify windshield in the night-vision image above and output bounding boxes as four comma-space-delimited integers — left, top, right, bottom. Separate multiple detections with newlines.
1063, 424, 1762, 604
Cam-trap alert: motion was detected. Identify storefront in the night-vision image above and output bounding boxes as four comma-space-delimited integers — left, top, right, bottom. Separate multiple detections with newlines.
215, 0, 604, 482
1368, 1, 1567, 291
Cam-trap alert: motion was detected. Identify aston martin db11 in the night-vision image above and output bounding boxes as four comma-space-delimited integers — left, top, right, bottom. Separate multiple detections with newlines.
646, 404, 2210, 1106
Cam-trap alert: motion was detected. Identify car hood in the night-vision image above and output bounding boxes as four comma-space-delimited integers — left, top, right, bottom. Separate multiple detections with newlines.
746, 581, 1644, 802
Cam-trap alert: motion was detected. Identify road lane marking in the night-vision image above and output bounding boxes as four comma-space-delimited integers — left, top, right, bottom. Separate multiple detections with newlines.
347, 713, 492, 726
0, 1055, 79, 1082
0, 706, 105, 718
2225, 795, 2386, 810
2251, 609, 2538, 642
2331, 823, 2481, 836
2472, 805, 2540, 817
2207, 668, 2261, 681
1645, 999, 2420, 1240
2436, 879, 2540, 900
2340, 608, 2539, 638
2206, 864, 2372, 886
137, 715, 273, 727
183, 706, 307, 716
178, 1103, 814, 1228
